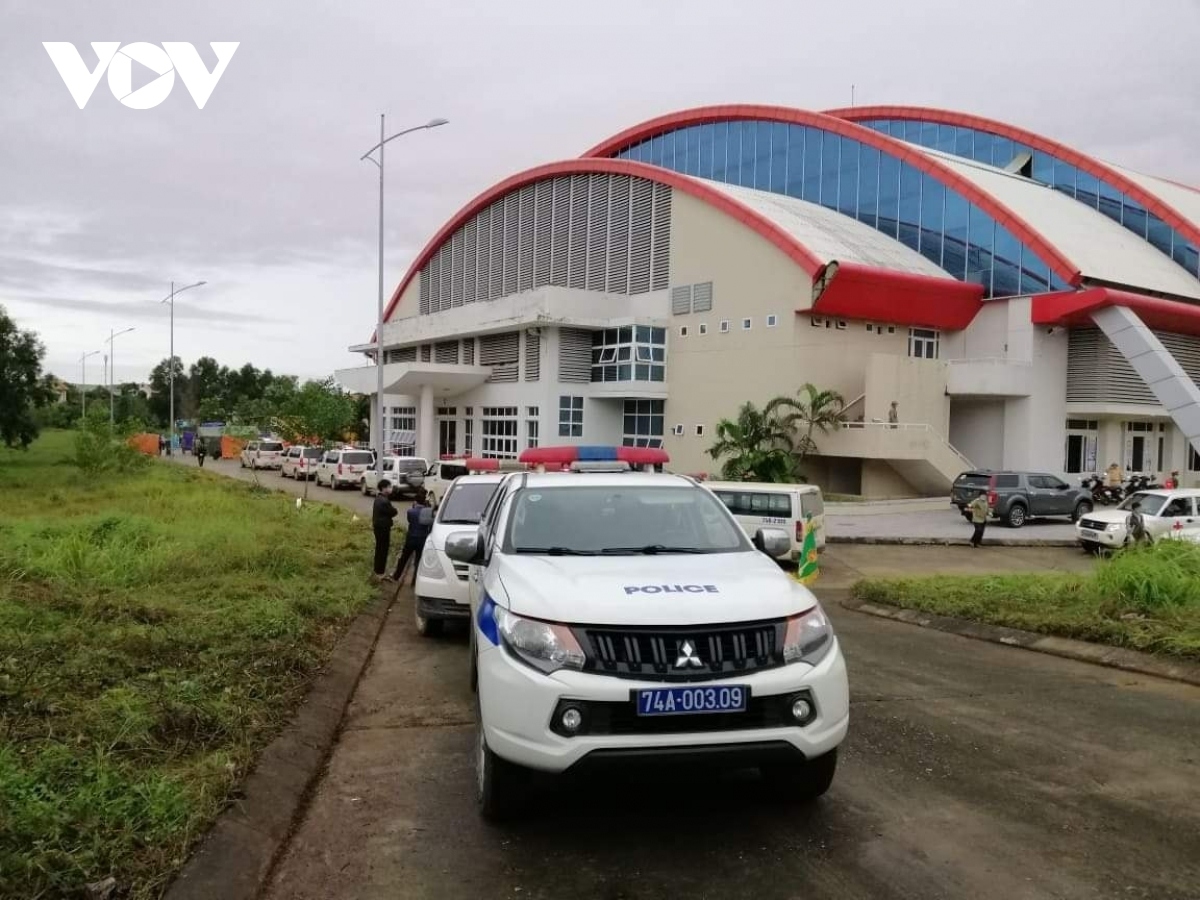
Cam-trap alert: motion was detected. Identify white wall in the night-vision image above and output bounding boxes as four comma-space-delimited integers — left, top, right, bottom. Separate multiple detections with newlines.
949, 400, 1006, 470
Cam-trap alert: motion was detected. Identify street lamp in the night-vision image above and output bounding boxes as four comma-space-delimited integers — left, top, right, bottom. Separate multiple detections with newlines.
160, 280, 206, 453
360, 115, 448, 470
105, 326, 135, 428
80, 349, 101, 418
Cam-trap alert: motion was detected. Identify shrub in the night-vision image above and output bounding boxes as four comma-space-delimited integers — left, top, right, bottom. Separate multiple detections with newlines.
1096, 539, 1200, 613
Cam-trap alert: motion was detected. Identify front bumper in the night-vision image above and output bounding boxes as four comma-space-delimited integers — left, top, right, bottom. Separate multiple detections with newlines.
478, 638, 850, 774
414, 548, 470, 609
1077, 526, 1124, 546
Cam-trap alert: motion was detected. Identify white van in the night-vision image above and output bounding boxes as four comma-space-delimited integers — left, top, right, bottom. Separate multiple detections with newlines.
704, 481, 825, 561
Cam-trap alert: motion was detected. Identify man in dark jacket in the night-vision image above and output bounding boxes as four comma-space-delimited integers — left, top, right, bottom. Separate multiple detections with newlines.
392, 490, 434, 586
371, 479, 397, 580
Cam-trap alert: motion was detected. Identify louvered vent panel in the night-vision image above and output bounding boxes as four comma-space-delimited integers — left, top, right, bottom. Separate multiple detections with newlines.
426, 252, 440, 313
568, 175, 589, 289
533, 180, 553, 287
651, 183, 672, 291
463, 219, 477, 304
586, 174, 610, 292
692, 281, 713, 312
461, 339, 475, 365
518, 186, 536, 292
524, 330, 541, 381
435, 341, 459, 364
480, 331, 519, 383
476, 206, 492, 302
607, 176, 631, 293
503, 193, 520, 296
420, 344, 432, 362
489, 200, 505, 301
450, 230, 465, 308
439, 242, 452, 312
558, 328, 593, 383
385, 347, 417, 363
419, 269, 431, 314
670, 286, 693, 315
629, 178, 654, 293
550, 177, 569, 286
1067, 327, 1200, 404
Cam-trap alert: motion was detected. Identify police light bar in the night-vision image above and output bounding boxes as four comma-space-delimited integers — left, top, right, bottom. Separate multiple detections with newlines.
569, 461, 632, 472
518, 445, 669, 466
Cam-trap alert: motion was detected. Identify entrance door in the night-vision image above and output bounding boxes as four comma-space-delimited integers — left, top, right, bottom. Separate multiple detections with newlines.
439, 420, 457, 458
1124, 421, 1155, 473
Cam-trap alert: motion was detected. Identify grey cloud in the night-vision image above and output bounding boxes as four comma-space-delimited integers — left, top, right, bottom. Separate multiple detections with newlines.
6, 293, 269, 325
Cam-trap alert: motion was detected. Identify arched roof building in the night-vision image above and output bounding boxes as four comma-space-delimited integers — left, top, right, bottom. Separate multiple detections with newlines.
338, 104, 1200, 496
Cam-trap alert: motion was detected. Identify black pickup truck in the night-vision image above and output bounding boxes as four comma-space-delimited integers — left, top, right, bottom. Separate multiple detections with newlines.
951, 470, 1093, 528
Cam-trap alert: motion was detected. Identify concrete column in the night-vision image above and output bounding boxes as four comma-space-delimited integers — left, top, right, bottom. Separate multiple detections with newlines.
418, 384, 435, 462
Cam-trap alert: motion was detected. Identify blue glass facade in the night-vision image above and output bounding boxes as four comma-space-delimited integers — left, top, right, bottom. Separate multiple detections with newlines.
615, 121, 1071, 297
858, 118, 1200, 281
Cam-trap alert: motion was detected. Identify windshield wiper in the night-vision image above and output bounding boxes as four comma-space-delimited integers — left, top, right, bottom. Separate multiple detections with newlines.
514, 546, 598, 556
599, 545, 711, 555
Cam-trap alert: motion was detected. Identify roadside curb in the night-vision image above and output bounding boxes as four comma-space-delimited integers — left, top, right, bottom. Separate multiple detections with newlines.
828, 535, 1079, 548
164, 589, 394, 900
838, 594, 1200, 688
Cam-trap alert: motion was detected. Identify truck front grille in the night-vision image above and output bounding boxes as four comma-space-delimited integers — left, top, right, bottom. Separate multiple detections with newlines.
573, 620, 784, 682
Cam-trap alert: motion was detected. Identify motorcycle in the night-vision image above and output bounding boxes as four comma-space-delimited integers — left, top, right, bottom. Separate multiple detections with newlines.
1125, 473, 1162, 494
1081, 473, 1121, 506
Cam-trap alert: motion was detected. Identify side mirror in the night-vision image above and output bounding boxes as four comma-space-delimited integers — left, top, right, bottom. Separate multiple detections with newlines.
753, 526, 791, 559
445, 530, 485, 565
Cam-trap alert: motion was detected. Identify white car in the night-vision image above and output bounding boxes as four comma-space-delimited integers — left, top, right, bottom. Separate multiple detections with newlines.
281, 446, 322, 480
361, 456, 429, 498
446, 467, 850, 821
413, 474, 506, 636
240, 439, 284, 470
315, 448, 375, 490
422, 457, 525, 507
1075, 489, 1200, 551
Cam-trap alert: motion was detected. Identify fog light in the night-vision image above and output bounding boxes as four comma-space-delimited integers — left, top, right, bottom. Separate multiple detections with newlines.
560, 707, 583, 733
791, 697, 812, 722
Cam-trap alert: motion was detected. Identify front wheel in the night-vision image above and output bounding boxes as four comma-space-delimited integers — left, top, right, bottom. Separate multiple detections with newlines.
1005, 504, 1027, 528
476, 700, 526, 822
1071, 500, 1093, 522
361, 479, 370, 496
761, 748, 838, 802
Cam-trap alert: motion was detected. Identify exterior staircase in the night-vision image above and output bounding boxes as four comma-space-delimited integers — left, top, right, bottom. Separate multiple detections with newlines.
818, 421, 972, 495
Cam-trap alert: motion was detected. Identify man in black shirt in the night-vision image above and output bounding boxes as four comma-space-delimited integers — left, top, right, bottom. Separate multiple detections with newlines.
371, 479, 397, 580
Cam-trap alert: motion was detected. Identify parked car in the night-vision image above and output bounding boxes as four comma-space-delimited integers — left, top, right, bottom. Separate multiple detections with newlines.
1076, 489, 1200, 551
449, 465, 849, 821
951, 470, 1092, 528
315, 448, 375, 490
706, 481, 825, 560
422, 458, 525, 507
281, 446, 323, 480
361, 456, 429, 497
240, 439, 285, 470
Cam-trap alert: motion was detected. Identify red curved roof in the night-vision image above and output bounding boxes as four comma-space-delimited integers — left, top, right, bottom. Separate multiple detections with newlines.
824, 104, 1200, 252
581, 104, 1082, 288
1033, 286, 1200, 339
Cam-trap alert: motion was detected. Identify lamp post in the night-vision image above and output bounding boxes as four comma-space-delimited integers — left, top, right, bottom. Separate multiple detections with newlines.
80, 349, 100, 418
360, 115, 448, 471
160, 280, 206, 453
106, 326, 136, 428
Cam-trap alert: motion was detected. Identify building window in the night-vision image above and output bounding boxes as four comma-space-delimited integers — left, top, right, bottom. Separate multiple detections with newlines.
742, 318, 752, 330
1189, 444, 1200, 472
698, 323, 708, 335
835, 320, 847, 330
463, 417, 473, 455
766, 314, 778, 327
623, 399, 664, 448
591, 325, 666, 383
527, 413, 539, 449
908, 327, 939, 359
558, 395, 583, 437
481, 407, 519, 459
387, 406, 416, 454
679, 326, 688, 337
695, 424, 705, 436
719, 320, 730, 333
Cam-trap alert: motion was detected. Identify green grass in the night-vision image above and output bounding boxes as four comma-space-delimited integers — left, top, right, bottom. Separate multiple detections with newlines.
852, 540, 1200, 661
0, 431, 377, 899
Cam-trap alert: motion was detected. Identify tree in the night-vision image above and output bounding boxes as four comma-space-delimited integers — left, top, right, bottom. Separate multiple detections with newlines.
148, 357, 187, 427
0, 304, 50, 449
706, 401, 797, 482
186, 356, 223, 418
770, 383, 847, 464
275, 378, 355, 497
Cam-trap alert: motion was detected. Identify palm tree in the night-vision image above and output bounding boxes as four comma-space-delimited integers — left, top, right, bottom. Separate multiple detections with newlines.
770, 383, 847, 463
706, 401, 797, 482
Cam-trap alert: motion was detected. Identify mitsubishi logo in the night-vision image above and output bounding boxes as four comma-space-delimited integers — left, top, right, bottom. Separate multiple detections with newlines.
675, 640, 703, 669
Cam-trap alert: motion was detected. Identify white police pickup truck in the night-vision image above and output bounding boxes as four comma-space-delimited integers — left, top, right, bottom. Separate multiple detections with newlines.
446, 464, 850, 820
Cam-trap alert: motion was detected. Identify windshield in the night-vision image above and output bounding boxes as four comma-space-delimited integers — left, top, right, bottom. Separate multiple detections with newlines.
1119, 492, 1168, 516
438, 482, 501, 524
342, 452, 374, 465
301, 448, 322, 458
260, 442, 283, 452
505, 485, 750, 555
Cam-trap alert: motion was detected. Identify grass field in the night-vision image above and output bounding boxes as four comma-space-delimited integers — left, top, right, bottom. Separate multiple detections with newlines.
853, 540, 1200, 661
0, 431, 376, 899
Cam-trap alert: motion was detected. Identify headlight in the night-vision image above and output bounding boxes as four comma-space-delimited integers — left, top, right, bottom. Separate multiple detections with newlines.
494, 606, 585, 674
783, 605, 833, 667
418, 545, 446, 578
1106, 523, 1122, 532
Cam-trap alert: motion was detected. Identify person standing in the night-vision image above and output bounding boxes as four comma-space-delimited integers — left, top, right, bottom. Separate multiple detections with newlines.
371, 480, 397, 581
968, 491, 989, 548
196, 438, 207, 468
393, 490, 434, 586
888, 401, 899, 429
1126, 500, 1149, 546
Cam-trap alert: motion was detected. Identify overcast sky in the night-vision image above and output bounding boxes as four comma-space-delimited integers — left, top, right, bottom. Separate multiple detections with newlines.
3, 0, 1199, 385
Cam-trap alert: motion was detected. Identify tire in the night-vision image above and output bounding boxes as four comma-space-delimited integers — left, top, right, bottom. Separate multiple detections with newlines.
361, 479, 370, 496
414, 600, 445, 638
1004, 503, 1027, 528
475, 696, 525, 822
1071, 500, 1092, 522
762, 748, 838, 802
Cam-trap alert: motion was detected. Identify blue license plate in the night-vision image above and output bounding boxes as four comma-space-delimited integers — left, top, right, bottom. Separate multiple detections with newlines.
635, 685, 749, 716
